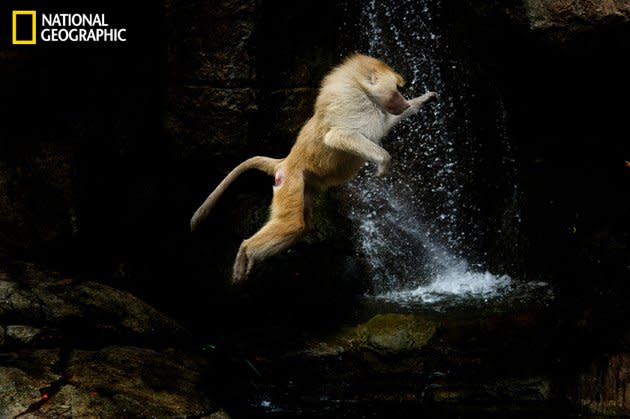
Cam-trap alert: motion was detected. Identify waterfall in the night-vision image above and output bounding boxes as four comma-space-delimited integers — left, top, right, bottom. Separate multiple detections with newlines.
343, 0, 519, 304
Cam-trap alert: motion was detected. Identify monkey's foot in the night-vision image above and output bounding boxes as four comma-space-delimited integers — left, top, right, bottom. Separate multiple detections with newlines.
231, 271, 247, 284
232, 245, 249, 284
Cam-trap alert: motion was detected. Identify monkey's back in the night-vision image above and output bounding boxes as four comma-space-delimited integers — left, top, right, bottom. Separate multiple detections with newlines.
284, 116, 364, 189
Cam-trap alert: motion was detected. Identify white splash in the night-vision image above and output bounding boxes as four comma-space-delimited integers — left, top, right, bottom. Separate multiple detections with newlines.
376, 263, 513, 304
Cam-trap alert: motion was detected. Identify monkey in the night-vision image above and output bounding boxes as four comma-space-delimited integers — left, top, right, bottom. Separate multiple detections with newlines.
191, 53, 438, 282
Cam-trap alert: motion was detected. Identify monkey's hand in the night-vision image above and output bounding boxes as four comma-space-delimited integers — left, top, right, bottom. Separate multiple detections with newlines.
376, 153, 392, 177
410, 91, 438, 111
389, 92, 439, 128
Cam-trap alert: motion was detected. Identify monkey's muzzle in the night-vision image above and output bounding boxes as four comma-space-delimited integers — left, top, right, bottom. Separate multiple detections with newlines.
385, 91, 411, 115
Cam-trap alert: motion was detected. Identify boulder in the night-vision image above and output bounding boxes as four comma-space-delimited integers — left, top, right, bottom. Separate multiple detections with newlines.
0, 347, 222, 418
356, 314, 438, 355
522, 0, 630, 31
0, 265, 188, 346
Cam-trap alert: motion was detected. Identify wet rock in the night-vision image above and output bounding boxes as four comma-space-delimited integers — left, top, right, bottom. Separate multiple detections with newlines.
255, 1, 336, 88
260, 88, 318, 148
356, 314, 438, 355
5, 325, 44, 345
0, 350, 61, 418
0, 144, 77, 255
34, 346, 214, 418
0, 347, 219, 418
522, 0, 630, 31
0, 367, 44, 417
473, 0, 630, 42
206, 408, 232, 419
0, 266, 188, 345
166, 0, 256, 85
172, 20, 255, 84
304, 313, 437, 358
165, 0, 255, 21
575, 352, 630, 415
428, 376, 551, 404
165, 86, 257, 163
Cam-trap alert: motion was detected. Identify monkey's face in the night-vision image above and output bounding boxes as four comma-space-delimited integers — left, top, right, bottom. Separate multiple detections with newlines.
366, 70, 410, 115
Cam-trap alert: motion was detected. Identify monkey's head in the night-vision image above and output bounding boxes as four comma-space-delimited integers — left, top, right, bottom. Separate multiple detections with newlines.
352, 54, 410, 115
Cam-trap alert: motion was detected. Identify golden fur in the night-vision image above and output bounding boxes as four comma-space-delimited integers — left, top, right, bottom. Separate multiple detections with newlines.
191, 54, 437, 282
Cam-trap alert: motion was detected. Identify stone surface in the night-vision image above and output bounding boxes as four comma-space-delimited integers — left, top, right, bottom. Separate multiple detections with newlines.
0, 265, 188, 345
206, 408, 232, 419
172, 20, 255, 84
576, 353, 630, 415
165, 86, 257, 163
259, 88, 318, 148
0, 144, 76, 254
0, 367, 44, 417
0, 347, 218, 418
303, 313, 438, 359
6, 325, 44, 345
522, 0, 630, 30
356, 314, 438, 355
0, 349, 61, 418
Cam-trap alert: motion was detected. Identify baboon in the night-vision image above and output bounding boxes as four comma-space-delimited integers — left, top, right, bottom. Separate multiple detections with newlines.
191, 54, 437, 282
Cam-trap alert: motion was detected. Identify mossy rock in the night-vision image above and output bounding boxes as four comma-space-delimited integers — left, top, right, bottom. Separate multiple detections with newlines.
355, 313, 437, 355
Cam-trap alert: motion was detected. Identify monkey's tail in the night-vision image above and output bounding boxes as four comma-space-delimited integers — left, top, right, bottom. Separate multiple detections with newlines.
190, 156, 283, 232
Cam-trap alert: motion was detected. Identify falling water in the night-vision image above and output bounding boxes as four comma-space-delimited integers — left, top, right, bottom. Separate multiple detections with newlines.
343, 0, 532, 304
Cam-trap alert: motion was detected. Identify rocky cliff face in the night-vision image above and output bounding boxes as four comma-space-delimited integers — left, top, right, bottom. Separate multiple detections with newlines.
522, 0, 630, 32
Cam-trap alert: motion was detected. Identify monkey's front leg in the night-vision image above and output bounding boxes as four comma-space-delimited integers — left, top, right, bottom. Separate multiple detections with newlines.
324, 128, 391, 176
388, 91, 438, 128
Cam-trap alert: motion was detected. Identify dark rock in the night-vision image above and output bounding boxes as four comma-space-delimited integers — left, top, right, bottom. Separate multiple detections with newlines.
0, 347, 219, 418
165, 86, 257, 164
172, 20, 255, 84
255, 0, 337, 87
165, 0, 256, 20
472, 0, 630, 42
165, 0, 256, 84
0, 367, 47, 417
0, 349, 61, 417
207, 409, 232, 419
259, 88, 318, 148
5, 325, 44, 345
427, 376, 551, 404
0, 144, 77, 254
47, 347, 212, 417
522, 0, 630, 31
356, 314, 437, 355
575, 352, 630, 415
0, 265, 188, 345
304, 313, 437, 358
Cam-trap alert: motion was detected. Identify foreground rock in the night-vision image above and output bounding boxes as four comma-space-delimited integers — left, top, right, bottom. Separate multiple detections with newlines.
0, 264, 229, 417
0, 346, 222, 418
219, 309, 555, 416
305, 313, 438, 358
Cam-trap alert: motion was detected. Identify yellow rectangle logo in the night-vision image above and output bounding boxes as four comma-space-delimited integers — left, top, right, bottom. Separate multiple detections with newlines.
13, 11, 37, 45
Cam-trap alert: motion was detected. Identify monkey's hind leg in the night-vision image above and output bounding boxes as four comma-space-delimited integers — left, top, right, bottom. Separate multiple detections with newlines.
232, 171, 308, 283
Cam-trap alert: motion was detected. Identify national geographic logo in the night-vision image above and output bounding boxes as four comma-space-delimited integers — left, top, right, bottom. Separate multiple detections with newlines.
11, 11, 127, 45
12, 11, 36, 44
